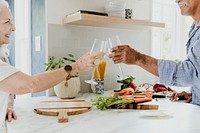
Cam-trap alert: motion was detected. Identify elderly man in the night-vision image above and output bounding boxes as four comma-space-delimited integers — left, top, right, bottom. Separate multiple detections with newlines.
109, 0, 200, 105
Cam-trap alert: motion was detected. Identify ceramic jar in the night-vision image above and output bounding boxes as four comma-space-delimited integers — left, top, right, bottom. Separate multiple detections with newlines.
54, 77, 80, 99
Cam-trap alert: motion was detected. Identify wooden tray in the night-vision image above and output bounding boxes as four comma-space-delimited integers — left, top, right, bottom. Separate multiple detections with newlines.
34, 99, 92, 123
114, 93, 159, 110
111, 103, 158, 110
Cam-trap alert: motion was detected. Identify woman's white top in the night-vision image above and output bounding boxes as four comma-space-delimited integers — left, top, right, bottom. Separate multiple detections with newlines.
0, 60, 19, 122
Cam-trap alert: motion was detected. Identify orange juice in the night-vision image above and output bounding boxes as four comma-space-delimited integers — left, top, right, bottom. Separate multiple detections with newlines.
94, 67, 101, 79
94, 60, 107, 80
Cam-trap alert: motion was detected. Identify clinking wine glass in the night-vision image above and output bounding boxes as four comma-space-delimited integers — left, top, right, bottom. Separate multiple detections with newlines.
107, 35, 124, 80
94, 41, 108, 94
85, 39, 106, 85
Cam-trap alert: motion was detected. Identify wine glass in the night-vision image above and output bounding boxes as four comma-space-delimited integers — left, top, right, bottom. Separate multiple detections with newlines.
107, 35, 124, 80
85, 39, 105, 85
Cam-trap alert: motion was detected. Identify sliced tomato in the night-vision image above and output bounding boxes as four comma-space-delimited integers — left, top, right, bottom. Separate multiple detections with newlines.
128, 85, 132, 88
129, 82, 137, 90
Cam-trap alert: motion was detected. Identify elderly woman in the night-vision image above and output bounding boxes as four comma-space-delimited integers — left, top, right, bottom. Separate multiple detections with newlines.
0, 0, 104, 132
0, 44, 17, 123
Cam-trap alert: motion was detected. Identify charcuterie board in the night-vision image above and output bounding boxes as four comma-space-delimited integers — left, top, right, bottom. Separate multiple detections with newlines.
111, 96, 159, 110
34, 99, 92, 123
92, 93, 159, 110
111, 103, 158, 110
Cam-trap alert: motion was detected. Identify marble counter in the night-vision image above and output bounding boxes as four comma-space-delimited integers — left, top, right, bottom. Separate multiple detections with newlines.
7, 92, 200, 133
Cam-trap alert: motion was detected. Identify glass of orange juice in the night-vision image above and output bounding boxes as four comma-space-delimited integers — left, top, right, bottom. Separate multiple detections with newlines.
85, 39, 107, 94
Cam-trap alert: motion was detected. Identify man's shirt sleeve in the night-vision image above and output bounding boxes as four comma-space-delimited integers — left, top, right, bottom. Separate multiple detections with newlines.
158, 58, 200, 87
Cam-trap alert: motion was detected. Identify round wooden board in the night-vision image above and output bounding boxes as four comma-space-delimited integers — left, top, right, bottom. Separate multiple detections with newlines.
34, 100, 92, 123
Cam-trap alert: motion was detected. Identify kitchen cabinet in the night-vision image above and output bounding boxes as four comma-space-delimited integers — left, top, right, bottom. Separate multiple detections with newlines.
63, 12, 165, 29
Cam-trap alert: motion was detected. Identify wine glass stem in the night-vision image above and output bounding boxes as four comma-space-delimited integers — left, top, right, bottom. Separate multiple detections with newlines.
91, 69, 95, 82
118, 64, 124, 79
166, 90, 168, 100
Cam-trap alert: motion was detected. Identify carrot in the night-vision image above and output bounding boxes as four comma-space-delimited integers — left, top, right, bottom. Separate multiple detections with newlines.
133, 97, 152, 103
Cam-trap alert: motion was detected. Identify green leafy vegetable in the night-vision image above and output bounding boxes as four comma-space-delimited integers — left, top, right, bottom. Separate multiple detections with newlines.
91, 96, 133, 111
134, 89, 142, 93
117, 75, 135, 90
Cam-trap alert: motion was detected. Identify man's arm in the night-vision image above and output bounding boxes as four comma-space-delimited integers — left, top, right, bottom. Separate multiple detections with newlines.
109, 44, 200, 87
136, 53, 158, 76
109, 45, 159, 76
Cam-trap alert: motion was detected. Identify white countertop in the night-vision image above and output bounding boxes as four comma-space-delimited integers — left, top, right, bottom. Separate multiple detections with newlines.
7, 92, 200, 133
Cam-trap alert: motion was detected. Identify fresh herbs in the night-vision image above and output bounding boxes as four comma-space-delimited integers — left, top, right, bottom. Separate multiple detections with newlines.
117, 75, 135, 90
63, 54, 76, 63
91, 96, 133, 111
45, 56, 64, 71
45, 54, 78, 77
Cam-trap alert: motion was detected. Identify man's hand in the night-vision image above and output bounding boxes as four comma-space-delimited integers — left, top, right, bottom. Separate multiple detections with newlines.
170, 91, 192, 103
6, 108, 17, 122
108, 45, 159, 76
108, 45, 140, 65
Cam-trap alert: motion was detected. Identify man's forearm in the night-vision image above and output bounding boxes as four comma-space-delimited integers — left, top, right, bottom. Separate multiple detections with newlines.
136, 54, 159, 77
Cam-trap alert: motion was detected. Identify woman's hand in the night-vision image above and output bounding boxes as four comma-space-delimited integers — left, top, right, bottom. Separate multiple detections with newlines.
6, 94, 17, 122
170, 91, 192, 103
6, 108, 17, 122
75, 52, 105, 72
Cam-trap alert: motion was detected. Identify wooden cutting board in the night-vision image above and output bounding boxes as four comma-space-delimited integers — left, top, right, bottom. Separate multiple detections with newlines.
34, 99, 92, 123
111, 103, 159, 110
115, 93, 159, 110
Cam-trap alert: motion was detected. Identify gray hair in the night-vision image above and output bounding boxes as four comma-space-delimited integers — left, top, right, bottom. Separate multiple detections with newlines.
0, 0, 9, 12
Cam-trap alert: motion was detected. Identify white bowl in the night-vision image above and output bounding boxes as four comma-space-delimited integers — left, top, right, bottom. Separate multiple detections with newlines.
105, 0, 126, 10
105, 8, 124, 11
108, 13, 125, 17
106, 0, 126, 7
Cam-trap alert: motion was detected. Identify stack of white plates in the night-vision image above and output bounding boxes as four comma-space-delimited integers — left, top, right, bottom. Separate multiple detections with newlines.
105, 0, 126, 18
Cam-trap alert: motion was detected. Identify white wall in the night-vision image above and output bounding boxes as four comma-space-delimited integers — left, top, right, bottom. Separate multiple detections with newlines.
14, 0, 32, 98
47, 0, 106, 24
14, 0, 31, 74
46, 0, 159, 93
47, 0, 151, 24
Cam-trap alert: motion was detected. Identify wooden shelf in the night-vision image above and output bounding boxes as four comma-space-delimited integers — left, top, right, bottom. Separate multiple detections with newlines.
63, 13, 165, 29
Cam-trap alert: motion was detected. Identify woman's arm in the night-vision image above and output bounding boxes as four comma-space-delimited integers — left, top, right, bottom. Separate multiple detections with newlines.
0, 52, 104, 94
0, 66, 72, 94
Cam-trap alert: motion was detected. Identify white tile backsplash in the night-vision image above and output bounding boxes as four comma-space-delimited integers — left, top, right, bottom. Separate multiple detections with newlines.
48, 24, 158, 92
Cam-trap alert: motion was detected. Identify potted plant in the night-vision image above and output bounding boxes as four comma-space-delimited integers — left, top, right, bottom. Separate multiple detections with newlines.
45, 54, 80, 99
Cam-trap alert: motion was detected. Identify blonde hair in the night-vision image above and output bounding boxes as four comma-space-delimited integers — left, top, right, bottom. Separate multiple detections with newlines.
0, 0, 9, 12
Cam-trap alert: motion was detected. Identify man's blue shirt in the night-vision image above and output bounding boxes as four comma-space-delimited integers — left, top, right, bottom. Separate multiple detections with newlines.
158, 22, 200, 105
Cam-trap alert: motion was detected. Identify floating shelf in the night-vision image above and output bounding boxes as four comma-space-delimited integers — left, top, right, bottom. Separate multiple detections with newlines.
63, 13, 165, 29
